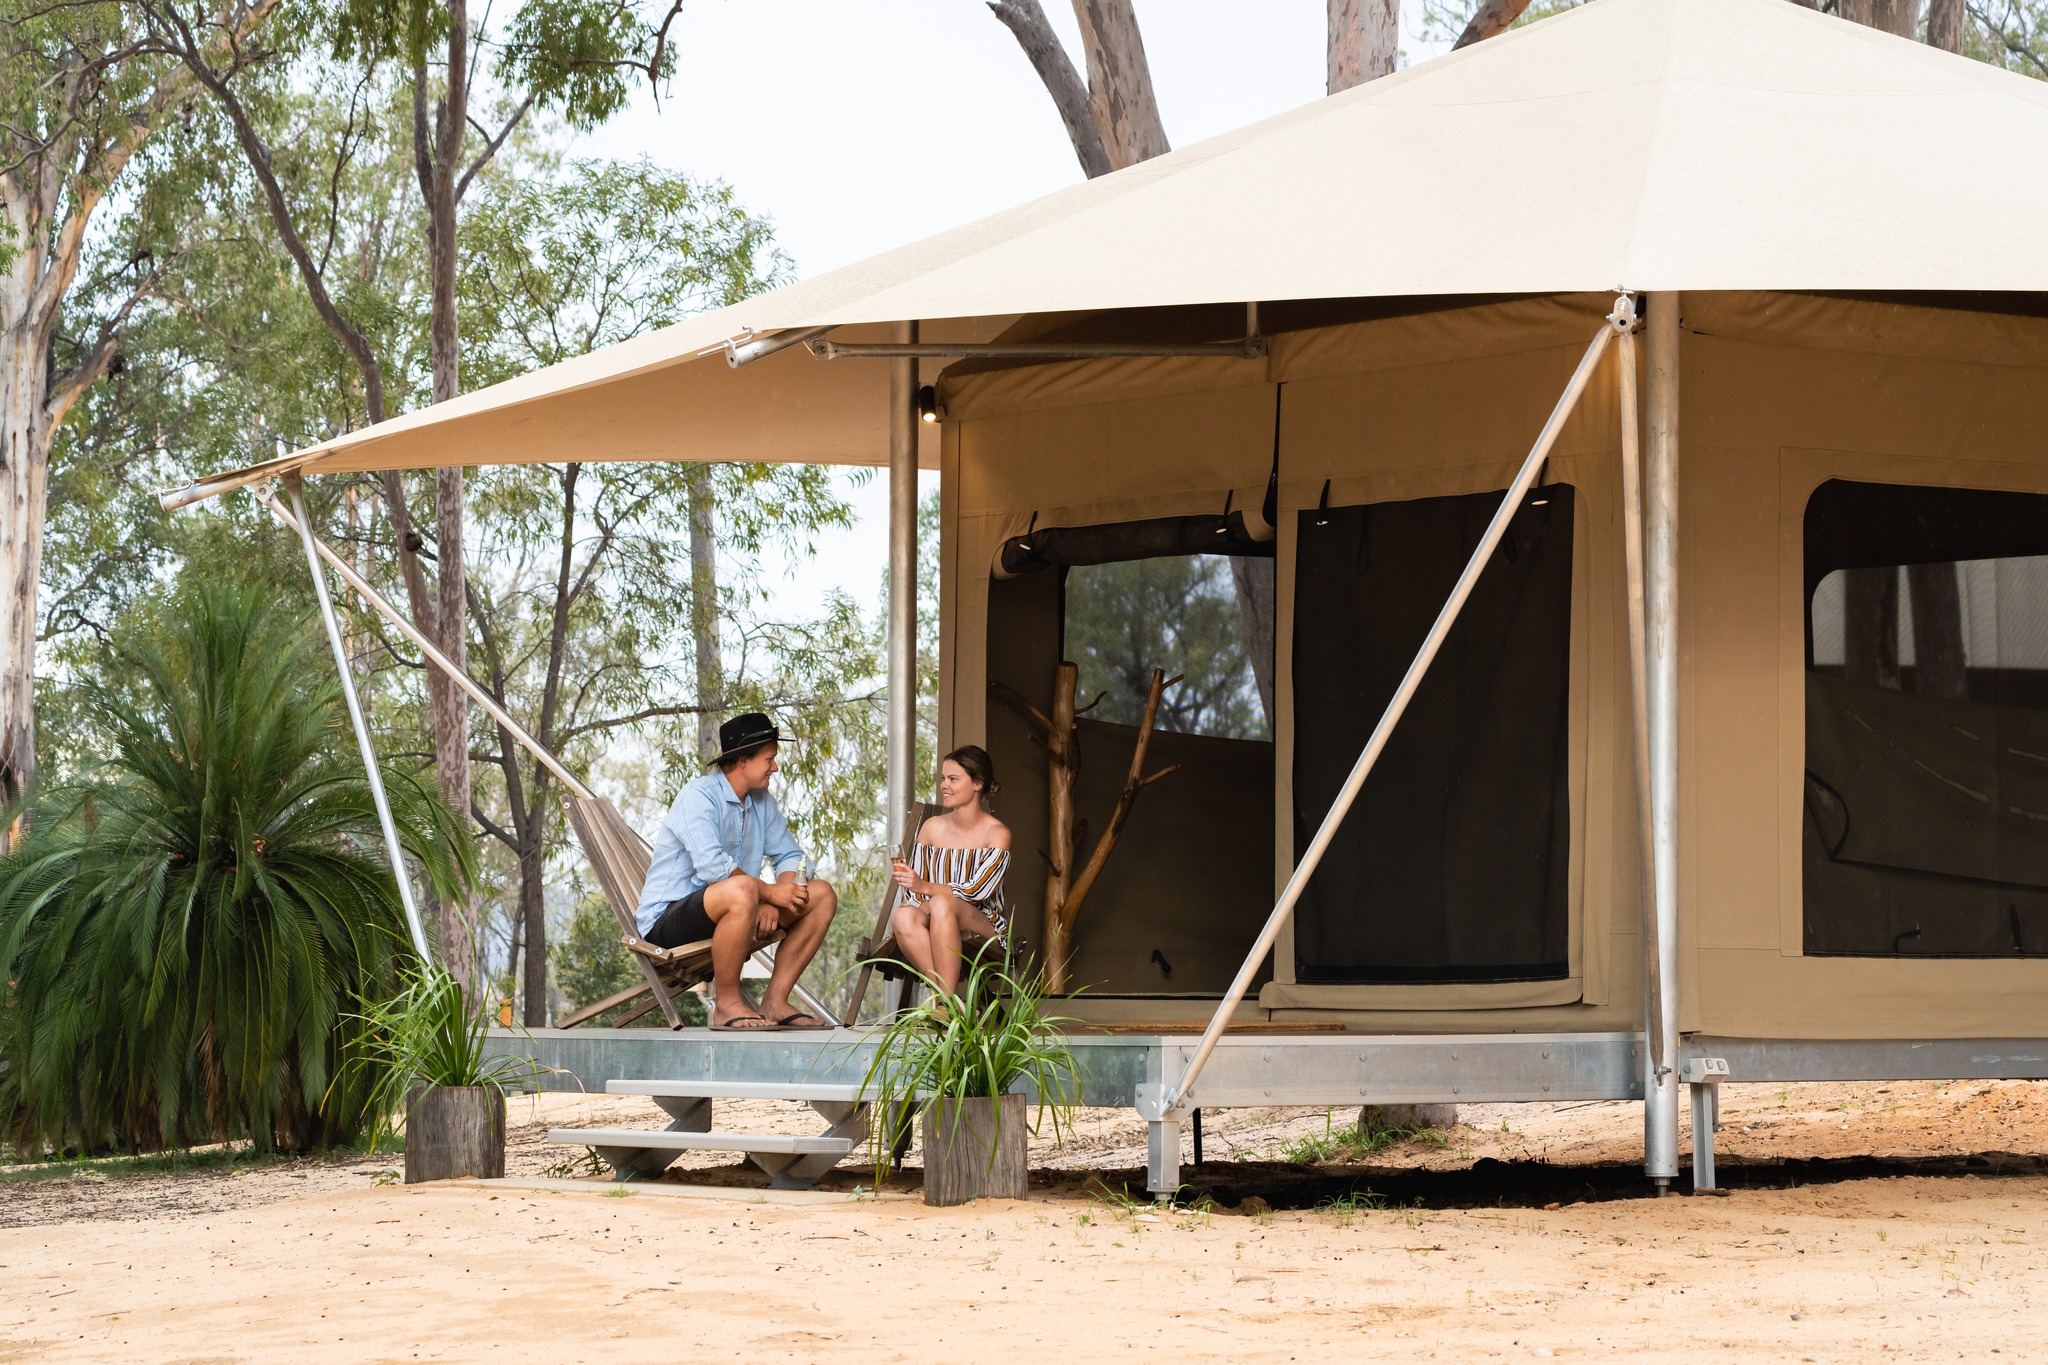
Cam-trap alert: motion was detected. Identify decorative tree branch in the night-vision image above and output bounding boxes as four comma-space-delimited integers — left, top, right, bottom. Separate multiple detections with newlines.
991, 661, 1179, 992
1454, 0, 1534, 49
987, 0, 1111, 177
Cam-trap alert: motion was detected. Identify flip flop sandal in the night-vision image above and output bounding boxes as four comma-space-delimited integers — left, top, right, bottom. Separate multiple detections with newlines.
768, 1011, 834, 1030
711, 1011, 777, 1031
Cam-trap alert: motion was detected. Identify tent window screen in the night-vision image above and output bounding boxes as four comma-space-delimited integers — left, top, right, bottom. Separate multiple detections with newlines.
1803, 479, 2048, 957
1290, 485, 1573, 984
1062, 555, 1275, 741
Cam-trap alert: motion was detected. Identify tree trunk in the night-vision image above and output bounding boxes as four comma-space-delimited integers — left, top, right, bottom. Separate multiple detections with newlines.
1926, 0, 1964, 50
990, 1, 1112, 178
1328, 0, 1397, 93
687, 464, 723, 759
417, 3, 475, 988
1228, 556, 1276, 732
1070, 0, 1169, 168
1455, 0, 1535, 49
0, 301, 52, 806
1843, 566, 1901, 690
1906, 562, 1968, 700
1840, 0, 1924, 35
517, 814, 549, 1025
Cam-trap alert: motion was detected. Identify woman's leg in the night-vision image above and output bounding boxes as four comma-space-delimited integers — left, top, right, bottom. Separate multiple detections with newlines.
890, 902, 936, 981
925, 892, 964, 995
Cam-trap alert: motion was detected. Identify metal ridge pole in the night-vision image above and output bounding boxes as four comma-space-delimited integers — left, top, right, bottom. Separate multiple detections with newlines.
285, 476, 434, 961
1162, 303, 1627, 1113
260, 486, 596, 802
887, 322, 919, 847
1642, 293, 1684, 1189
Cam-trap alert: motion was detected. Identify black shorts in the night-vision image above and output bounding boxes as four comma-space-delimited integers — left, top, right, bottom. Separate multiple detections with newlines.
645, 888, 716, 949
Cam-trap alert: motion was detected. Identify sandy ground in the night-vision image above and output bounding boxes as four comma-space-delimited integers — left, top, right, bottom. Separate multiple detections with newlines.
4, 1080, 2047, 1360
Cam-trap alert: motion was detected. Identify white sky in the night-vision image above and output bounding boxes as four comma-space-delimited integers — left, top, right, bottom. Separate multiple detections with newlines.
591, 0, 1453, 613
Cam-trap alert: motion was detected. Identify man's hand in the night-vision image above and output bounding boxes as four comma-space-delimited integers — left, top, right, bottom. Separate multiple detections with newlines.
755, 899, 780, 940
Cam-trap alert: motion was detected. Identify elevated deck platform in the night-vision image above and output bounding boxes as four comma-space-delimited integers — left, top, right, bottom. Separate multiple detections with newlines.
486, 1027, 2048, 1196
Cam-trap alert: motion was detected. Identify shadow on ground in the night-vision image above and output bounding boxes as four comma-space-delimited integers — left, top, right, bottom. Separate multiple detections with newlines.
642, 1150, 2048, 1210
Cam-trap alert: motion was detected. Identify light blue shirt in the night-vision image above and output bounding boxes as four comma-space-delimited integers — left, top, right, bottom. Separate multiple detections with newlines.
634, 771, 806, 933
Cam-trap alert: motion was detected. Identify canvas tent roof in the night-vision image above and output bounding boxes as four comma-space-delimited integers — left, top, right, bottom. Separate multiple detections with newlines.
168, 0, 2048, 503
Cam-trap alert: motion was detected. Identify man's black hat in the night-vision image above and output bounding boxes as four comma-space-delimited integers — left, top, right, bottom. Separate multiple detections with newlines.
708, 712, 789, 765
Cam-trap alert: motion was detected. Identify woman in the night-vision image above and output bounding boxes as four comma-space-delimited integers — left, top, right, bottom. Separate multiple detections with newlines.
889, 746, 1011, 998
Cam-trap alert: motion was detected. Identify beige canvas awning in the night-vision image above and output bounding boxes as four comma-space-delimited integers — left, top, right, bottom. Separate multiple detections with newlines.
166, 0, 2048, 504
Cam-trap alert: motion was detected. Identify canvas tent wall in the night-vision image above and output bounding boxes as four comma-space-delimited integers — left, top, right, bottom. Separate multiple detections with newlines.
931, 287, 2048, 1043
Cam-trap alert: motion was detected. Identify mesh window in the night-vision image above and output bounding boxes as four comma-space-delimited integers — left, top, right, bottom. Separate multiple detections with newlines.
1804, 479, 2048, 956
1062, 554, 1275, 741
1290, 485, 1573, 985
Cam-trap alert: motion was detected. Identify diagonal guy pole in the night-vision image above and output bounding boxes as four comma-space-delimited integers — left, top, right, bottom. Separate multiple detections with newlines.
1161, 295, 1633, 1115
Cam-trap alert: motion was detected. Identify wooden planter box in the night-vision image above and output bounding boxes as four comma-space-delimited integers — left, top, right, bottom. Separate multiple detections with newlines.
920, 1093, 1028, 1206
405, 1085, 506, 1184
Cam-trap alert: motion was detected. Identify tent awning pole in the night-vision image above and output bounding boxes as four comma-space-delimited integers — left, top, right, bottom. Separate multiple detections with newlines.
1617, 303, 1667, 1181
1159, 298, 1630, 1116
886, 321, 918, 846
285, 475, 434, 961
260, 485, 596, 803
1642, 292, 1684, 1188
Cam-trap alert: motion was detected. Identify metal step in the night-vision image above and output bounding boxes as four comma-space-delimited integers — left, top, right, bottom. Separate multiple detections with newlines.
606, 1079, 865, 1103
547, 1125, 864, 1190
547, 1127, 853, 1155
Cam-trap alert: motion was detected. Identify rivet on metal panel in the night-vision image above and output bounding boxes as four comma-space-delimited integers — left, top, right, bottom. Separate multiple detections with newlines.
1452, 1085, 1460, 1094
1542, 1051, 1551, 1060
1262, 1050, 1272, 1064
1450, 1053, 1459, 1062
1542, 1084, 1551, 1093
1264, 1088, 1272, 1097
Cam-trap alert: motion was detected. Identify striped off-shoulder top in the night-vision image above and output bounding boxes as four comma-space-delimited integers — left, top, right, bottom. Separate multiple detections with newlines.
896, 843, 1010, 940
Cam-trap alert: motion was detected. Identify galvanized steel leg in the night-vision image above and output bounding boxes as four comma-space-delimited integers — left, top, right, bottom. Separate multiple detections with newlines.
1690, 1082, 1718, 1191
1147, 1118, 1182, 1202
285, 476, 433, 962
1642, 293, 1684, 1191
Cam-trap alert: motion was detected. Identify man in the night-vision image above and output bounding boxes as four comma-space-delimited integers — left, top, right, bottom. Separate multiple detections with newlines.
635, 713, 838, 1029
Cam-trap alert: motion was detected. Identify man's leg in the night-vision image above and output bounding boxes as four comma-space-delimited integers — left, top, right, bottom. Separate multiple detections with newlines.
702, 877, 769, 1028
759, 879, 838, 1023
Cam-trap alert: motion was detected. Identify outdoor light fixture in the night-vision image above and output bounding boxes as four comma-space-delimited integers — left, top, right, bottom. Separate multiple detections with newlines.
915, 384, 943, 423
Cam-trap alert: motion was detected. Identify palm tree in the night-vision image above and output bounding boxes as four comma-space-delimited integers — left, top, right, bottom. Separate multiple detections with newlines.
0, 578, 473, 1155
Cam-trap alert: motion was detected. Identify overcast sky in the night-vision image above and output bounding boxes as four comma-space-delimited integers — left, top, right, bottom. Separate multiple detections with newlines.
588, 1, 1452, 615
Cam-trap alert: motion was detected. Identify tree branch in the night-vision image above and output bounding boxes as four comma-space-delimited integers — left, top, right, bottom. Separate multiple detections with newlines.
987, 0, 1111, 178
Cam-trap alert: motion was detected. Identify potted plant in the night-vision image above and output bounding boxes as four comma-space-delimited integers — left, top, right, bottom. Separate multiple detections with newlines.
860, 954, 1081, 1206
349, 965, 543, 1183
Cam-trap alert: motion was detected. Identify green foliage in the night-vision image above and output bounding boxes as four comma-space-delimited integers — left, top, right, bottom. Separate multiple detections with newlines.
326, 0, 682, 128
343, 963, 545, 1143
857, 953, 1081, 1179
0, 576, 473, 1156
1269, 1110, 1450, 1164
1063, 553, 1268, 740
552, 893, 704, 1025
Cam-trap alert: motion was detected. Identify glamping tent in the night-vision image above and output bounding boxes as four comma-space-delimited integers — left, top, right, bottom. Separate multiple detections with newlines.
167, 0, 2048, 1194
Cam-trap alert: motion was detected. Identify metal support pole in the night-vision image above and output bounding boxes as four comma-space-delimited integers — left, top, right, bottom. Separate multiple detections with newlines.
1643, 292, 1684, 1190
1161, 304, 1627, 1114
887, 321, 919, 846
284, 476, 433, 961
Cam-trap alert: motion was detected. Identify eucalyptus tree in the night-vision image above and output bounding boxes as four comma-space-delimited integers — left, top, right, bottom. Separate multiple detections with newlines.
0, 0, 277, 806
453, 158, 885, 1023
130, 0, 684, 985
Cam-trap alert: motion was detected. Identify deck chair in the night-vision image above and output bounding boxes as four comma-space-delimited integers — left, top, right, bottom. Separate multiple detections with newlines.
838, 801, 1006, 1026
555, 794, 786, 1030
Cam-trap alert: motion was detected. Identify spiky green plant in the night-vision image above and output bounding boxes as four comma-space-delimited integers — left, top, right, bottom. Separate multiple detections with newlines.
344, 962, 545, 1147
857, 953, 1082, 1180
0, 579, 473, 1156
